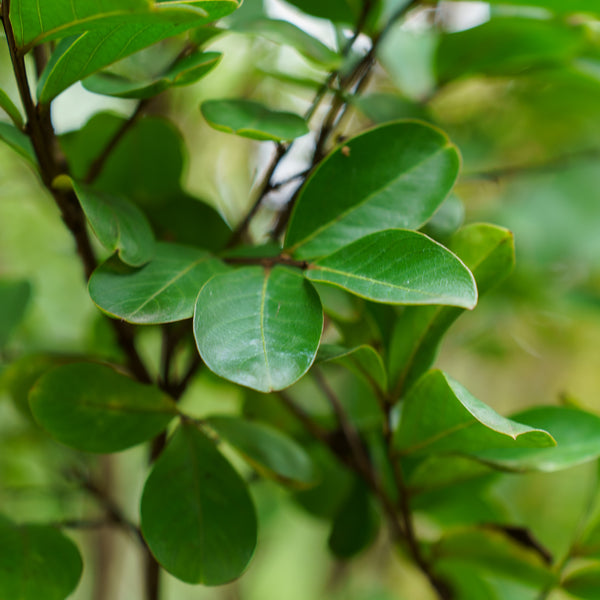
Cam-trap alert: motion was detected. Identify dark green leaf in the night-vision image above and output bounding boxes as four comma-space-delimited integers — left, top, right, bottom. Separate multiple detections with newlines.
444, 0, 600, 15
0, 89, 24, 128
201, 99, 309, 141
393, 370, 554, 456
0, 121, 37, 166
282, 0, 357, 23
306, 229, 477, 308
72, 181, 155, 266
89, 242, 227, 324
30, 362, 177, 452
83, 51, 222, 99
194, 266, 323, 392
285, 121, 460, 259
0, 515, 82, 600
206, 415, 315, 486
388, 224, 515, 396
141, 424, 257, 585
562, 564, 600, 599
0, 279, 31, 347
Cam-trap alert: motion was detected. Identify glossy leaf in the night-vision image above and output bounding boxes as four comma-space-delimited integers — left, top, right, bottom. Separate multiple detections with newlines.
0, 89, 24, 128
30, 362, 177, 452
471, 407, 600, 472
201, 99, 309, 142
562, 564, 600, 599
72, 181, 155, 266
285, 121, 460, 259
0, 121, 37, 166
306, 229, 477, 308
141, 424, 257, 585
0, 515, 83, 600
194, 266, 323, 392
233, 19, 340, 69
436, 17, 585, 83
83, 51, 222, 99
206, 415, 315, 486
89, 242, 227, 324
388, 224, 515, 396
393, 370, 554, 456
0, 279, 31, 347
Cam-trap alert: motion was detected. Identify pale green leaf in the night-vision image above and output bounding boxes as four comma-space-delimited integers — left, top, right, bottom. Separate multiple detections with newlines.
0, 279, 31, 348
194, 266, 323, 392
0, 121, 37, 166
285, 121, 460, 259
0, 89, 24, 128
201, 99, 309, 141
89, 242, 227, 324
306, 229, 477, 308
29, 362, 177, 452
141, 424, 257, 585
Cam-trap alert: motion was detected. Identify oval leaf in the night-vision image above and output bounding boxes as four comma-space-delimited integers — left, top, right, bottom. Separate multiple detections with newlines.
194, 266, 323, 392
0, 515, 82, 600
306, 229, 477, 308
30, 362, 177, 453
393, 370, 555, 456
285, 121, 460, 259
141, 424, 257, 585
562, 564, 600, 599
89, 242, 227, 324
72, 181, 155, 266
206, 415, 315, 486
201, 99, 309, 141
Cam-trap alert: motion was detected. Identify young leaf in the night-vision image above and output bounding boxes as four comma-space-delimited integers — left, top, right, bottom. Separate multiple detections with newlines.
141, 424, 257, 585
72, 181, 155, 266
306, 229, 477, 308
0, 121, 37, 166
194, 266, 323, 392
388, 224, 515, 396
201, 99, 309, 142
82, 51, 222, 99
393, 370, 555, 456
562, 564, 600, 599
471, 407, 600, 472
29, 362, 177, 453
89, 242, 227, 324
285, 121, 460, 259
0, 515, 83, 600
205, 415, 316, 486
0, 89, 24, 128
0, 279, 31, 348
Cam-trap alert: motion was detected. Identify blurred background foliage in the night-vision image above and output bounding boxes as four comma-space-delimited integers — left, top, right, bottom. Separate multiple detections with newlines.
2, 1, 600, 598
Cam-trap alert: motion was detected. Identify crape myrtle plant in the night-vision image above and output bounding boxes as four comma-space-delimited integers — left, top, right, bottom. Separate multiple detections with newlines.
2, 0, 600, 599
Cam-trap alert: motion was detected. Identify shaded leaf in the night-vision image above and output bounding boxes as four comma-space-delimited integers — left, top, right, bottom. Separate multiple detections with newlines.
89, 242, 227, 324
0, 121, 37, 166
30, 362, 177, 452
562, 564, 600, 599
194, 266, 323, 392
72, 181, 155, 266
282, 0, 357, 24
206, 415, 315, 486
393, 370, 554, 456
306, 229, 477, 308
83, 51, 222, 99
352, 92, 430, 124
0, 515, 82, 600
201, 99, 309, 141
141, 423, 257, 585
444, 0, 600, 16
0, 279, 31, 347
0, 88, 24, 128
285, 121, 460, 259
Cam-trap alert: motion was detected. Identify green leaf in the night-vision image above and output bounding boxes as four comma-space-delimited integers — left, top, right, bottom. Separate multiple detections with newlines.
72, 181, 155, 266
393, 370, 554, 456
29, 362, 177, 452
89, 242, 227, 324
436, 17, 585, 83
306, 229, 477, 308
282, 0, 357, 23
0, 89, 24, 128
233, 19, 341, 69
562, 564, 600, 599
388, 224, 515, 396
285, 121, 461, 259
352, 92, 430, 124
82, 51, 222, 99
0, 121, 37, 166
141, 423, 257, 585
194, 266, 323, 392
0, 279, 31, 348
201, 99, 309, 142
471, 407, 600, 472
444, 0, 600, 15
0, 515, 82, 600
205, 415, 316, 486
317, 343, 387, 393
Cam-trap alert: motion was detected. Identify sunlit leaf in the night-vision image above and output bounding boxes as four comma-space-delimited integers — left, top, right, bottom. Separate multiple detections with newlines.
141, 424, 257, 584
